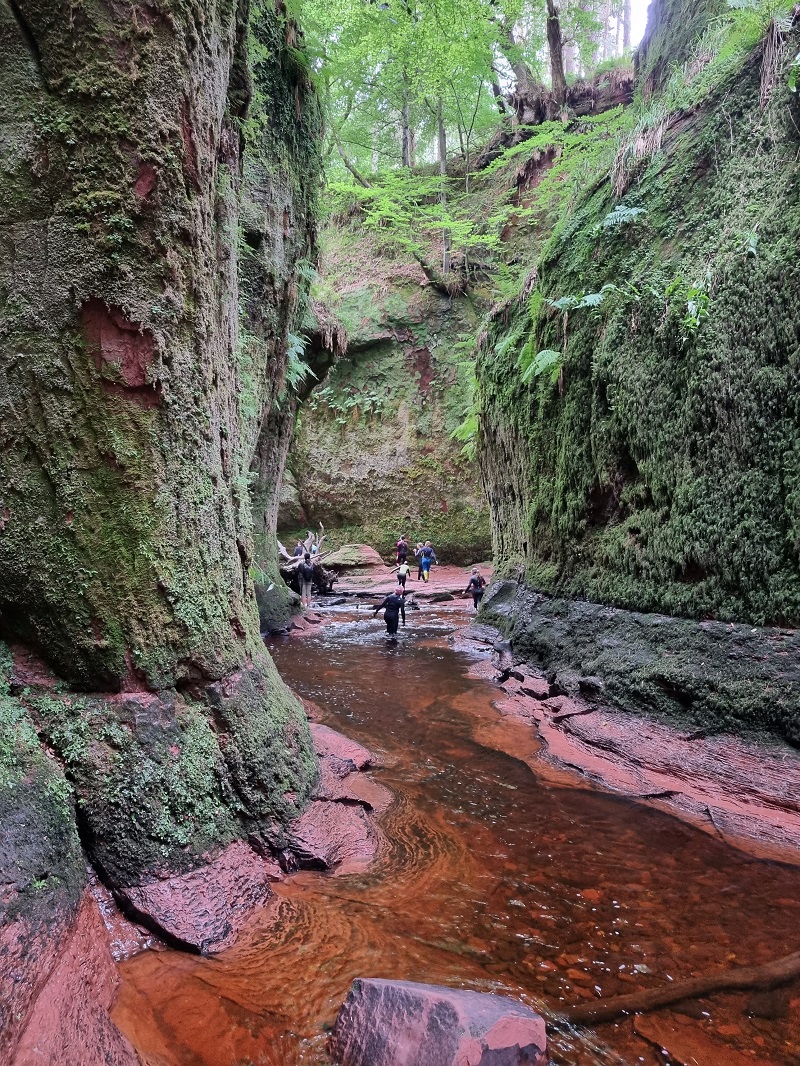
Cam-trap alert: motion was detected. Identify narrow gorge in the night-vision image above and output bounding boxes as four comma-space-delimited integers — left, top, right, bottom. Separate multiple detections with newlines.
1, 0, 800, 1063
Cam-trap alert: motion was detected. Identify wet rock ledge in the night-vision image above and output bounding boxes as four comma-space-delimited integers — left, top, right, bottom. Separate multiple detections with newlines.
468, 581, 800, 862
1, 713, 389, 1065
481, 580, 800, 746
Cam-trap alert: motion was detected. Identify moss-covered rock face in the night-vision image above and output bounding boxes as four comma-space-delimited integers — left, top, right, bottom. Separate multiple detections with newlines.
482, 581, 800, 746
636, 0, 727, 96
479, 19, 800, 628
0, 1, 320, 884
0, 644, 86, 1052
283, 226, 492, 565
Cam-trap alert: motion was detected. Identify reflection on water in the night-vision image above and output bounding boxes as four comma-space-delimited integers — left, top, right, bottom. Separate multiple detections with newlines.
114, 610, 800, 1065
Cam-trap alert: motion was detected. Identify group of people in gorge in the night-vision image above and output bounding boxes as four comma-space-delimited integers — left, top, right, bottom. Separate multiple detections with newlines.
372, 535, 487, 639
392, 536, 438, 585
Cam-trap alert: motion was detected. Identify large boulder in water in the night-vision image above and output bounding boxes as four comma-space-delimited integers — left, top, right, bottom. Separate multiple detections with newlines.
329, 978, 547, 1066
324, 544, 387, 570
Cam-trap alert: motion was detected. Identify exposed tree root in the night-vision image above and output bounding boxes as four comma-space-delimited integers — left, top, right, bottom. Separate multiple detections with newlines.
563, 950, 800, 1026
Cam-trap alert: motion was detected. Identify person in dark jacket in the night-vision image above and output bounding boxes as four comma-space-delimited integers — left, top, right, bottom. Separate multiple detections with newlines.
299, 554, 314, 607
463, 569, 487, 610
373, 587, 406, 637
293, 541, 305, 557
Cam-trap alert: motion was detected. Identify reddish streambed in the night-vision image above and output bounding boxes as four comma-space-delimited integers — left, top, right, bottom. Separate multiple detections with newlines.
114, 606, 800, 1065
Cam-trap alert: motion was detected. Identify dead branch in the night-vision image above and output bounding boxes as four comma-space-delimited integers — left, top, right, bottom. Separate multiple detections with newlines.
564, 950, 800, 1026
277, 539, 293, 561
281, 550, 332, 571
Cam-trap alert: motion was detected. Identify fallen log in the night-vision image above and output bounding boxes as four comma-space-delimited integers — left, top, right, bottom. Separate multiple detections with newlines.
280, 550, 332, 571
279, 556, 338, 595
563, 950, 800, 1026
278, 523, 327, 561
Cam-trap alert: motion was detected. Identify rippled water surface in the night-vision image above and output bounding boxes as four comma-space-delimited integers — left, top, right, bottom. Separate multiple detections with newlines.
114, 608, 800, 1065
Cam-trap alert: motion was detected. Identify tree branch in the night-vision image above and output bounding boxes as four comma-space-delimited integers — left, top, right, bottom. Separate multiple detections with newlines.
329, 123, 371, 188
564, 950, 800, 1026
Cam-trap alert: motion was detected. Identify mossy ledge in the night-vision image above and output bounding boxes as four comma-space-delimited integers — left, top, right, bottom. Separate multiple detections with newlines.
482, 580, 800, 746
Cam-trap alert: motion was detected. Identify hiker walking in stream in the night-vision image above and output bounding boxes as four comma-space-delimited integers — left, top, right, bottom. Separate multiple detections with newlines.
463, 568, 487, 611
396, 536, 409, 565
414, 542, 425, 580
373, 586, 406, 638
299, 553, 314, 607
392, 558, 411, 589
417, 541, 438, 582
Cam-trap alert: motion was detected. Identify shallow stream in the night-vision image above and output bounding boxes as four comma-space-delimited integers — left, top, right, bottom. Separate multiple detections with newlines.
114, 607, 800, 1065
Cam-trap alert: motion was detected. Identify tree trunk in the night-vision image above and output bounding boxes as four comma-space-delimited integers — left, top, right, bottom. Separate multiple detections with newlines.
623, 0, 632, 50
401, 80, 414, 167
603, 0, 613, 60
500, 22, 540, 103
491, 77, 511, 116
0, 0, 320, 936
565, 950, 800, 1026
437, 97, 452, 276
546, 0, 568, 106
331, 122, 371, 187
564, 41, 578, 78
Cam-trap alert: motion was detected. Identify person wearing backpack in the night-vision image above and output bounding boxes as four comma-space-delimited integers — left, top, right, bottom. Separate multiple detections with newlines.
299, 553, 315, 607
463, 568, 487, 610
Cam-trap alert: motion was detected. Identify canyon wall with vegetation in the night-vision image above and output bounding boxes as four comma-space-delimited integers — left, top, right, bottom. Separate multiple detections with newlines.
0, 0, 320, 1057
478, 0, 800, 739
280, 223, 492, 564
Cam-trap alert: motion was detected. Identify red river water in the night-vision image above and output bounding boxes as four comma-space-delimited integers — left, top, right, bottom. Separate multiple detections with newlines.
113, 606, 800, 1065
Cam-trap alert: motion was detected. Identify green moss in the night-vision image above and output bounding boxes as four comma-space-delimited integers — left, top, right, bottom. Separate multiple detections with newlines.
288, 266, 490, 554
29, 690, 238, 883
27, 650, 315, 885
479, 39, 800, 627
0, 0, 322, 885
0, 680, 84, 938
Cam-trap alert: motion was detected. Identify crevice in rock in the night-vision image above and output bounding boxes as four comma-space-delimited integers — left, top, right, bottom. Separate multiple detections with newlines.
74, 808, 201, 956
4, 0, 50, 94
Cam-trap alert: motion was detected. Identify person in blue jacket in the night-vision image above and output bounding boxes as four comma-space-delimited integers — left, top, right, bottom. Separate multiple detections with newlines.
417, 541, 438, 582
